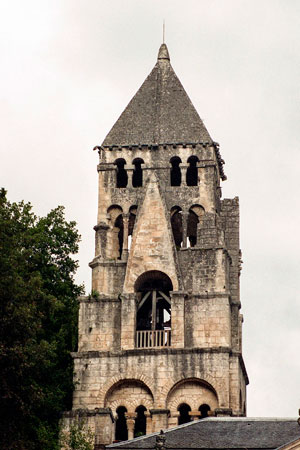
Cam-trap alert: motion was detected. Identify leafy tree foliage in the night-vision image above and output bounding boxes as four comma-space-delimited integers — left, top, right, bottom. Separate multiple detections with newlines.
0, 189, 82, 450
60, 420, 94, 450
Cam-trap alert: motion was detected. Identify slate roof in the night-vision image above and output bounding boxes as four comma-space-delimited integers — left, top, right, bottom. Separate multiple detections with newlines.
107, 417, 300, 450
102, 44, 213, 147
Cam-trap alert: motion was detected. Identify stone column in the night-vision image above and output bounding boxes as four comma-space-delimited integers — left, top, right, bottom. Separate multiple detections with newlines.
150, 409, 169, 432
125, 165, 134, 188
145, 412, 152, 434
125, 413, 137, 440
180, 163, 187, 186
122, 214, 129, 261
182, 212, 188, 248
167, 412, 179, 428
189, 411, 201, 421
170, 291, 185, 348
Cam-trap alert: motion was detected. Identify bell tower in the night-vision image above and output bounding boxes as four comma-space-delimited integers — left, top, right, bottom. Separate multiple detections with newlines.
64, 43, 248, 447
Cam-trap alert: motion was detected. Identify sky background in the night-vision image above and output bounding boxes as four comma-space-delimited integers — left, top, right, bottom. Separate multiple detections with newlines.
1, 0, 299, 418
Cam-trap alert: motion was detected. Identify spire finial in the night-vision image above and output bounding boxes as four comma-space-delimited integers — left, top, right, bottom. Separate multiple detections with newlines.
163, 20, 165, 44
158, 42, 170, 61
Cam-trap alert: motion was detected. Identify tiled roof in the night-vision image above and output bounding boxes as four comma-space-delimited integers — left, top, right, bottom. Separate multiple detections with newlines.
107, 417, 300, 450
102, 44, 212, 147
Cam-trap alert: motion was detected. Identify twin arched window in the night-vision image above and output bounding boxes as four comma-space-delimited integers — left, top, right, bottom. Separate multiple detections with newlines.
177, 403, 211, 425
170, 205, 205, 248
114, 156, 199, 188
115, 405, 147, 441
115, 158, 144, 188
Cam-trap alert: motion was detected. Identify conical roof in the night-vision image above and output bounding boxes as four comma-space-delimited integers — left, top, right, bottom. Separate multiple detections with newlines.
102, 44, 212, 146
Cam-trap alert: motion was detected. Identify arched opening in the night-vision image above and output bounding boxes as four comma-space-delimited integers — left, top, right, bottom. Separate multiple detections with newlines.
132, 158, 144, 187
186, 156, 199, 186
115, 406, 128, 441
187, 205, 205, 247
115, 158, 128, 188
178, 403, 191, 425
135, 271, 172, 348
134, 405, 147, 437
107, 206, 123, 259
128, 206, 137, 251
199, 404, 210, 419
187, 209, 198, 247
114, 214, 124, 259
170, 206, 183, 249
170, 157, 182, 186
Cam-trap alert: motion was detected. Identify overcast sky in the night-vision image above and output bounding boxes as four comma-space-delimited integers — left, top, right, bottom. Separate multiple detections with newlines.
1, 0, 299, 418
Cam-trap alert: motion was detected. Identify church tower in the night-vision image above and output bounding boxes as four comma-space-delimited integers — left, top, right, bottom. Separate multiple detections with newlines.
64, 43, 248, 447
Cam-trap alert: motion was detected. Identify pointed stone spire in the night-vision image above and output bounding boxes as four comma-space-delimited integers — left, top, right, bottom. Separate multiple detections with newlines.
102, 44, 212, 146
158, 43, 170, 61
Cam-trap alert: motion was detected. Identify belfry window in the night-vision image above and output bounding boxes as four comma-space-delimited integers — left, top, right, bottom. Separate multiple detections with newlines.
134, 405, 147, 437
132, 158, 144, 187
187, 205, 205, 247
128, 206, 137, 251
115, 158, 128, 188
178, 403, 191, 425
114, 214, 124, 259
186, 156, 199, 186
199, 404, 210, 419
115, 406, 128, 441
170, 157, 182, 186
170, 206, 183, 249
135, 271, 172, 348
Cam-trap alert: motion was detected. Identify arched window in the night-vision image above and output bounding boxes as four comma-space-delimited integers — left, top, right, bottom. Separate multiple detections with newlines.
132, 158, 144, 187
115, 158, 128, 188
135, 271, 172, 348
170, 206, 183, 249
186, 156, 199, 186
128, 206, 137, 251
199, 404, 210, 419
115, 406, 128, 441
187, 205, 205, 247
134, 405, 147, 437
114, 214, 124, 259
170, 157, 182, 186
178, 403, 191, 425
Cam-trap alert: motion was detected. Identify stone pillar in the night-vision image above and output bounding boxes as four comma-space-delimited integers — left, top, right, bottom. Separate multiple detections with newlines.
94, 222, 109, 258
145, 412, 152, 434
167, 412, 179, 428
180, 163, 187, 186
182, 212, 188, 248
125, 413, 137, 440
122, 214, 129, 261
189, 411, 201, 421
125, 165, 134, 188
121, 293, 136, 349
170, 291, 185, 348
150, 409, 169, 433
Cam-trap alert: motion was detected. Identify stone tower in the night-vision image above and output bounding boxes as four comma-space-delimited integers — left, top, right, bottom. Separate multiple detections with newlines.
64, 43, 248, 447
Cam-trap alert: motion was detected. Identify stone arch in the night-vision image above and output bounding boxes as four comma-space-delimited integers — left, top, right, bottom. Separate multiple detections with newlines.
166, 378, 218, 414
170, 156, 182, 186
104, 379, 154, 415
114, 158, 128, 188
186, 155, 199, 186
163, 377, 219, 413
170, 206, 183, 248
106, 205, 124, 259
187, 204, 205, 247
134, 270, 173, 293
132, 158, 144, 187
98, 372, 156, 406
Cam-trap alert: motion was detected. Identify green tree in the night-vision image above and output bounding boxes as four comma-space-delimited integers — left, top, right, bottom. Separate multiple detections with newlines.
60, 420, 94, 450
0, 189, 82, 450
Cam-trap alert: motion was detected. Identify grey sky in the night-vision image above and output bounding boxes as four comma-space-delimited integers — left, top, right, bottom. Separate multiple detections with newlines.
1, 0, 299, 418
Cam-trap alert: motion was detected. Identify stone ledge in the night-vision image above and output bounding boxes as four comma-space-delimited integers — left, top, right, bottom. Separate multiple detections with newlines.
71, 346, 236, 359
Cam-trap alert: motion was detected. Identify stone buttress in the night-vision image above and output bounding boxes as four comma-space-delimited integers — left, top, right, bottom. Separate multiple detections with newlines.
62, 44, 249, 448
